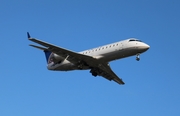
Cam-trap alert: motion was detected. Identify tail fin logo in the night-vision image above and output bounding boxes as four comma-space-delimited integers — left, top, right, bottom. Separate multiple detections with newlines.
44, 50, 53, 64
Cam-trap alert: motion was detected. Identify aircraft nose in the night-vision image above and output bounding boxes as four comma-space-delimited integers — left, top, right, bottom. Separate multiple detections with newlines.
138, 43, 150, 52
144, 43, 150, 50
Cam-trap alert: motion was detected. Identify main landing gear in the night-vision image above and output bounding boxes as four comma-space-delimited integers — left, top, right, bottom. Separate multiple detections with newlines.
136, 54, 140, 61
90, 68, 98, 77
92, 72, 98, 77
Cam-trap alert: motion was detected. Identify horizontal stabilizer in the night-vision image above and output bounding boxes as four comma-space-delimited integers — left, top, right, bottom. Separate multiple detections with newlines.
29, 44, 47, 51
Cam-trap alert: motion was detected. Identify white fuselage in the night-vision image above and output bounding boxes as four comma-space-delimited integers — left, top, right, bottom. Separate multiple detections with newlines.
47, 38, 150, 71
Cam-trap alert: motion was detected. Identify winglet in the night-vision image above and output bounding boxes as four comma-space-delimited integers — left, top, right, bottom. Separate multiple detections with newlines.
27, 32, 31, 39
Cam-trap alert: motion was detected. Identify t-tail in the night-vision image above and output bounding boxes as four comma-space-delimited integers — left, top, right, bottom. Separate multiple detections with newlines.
28, 32, 52, 64
29, 44, 52, 64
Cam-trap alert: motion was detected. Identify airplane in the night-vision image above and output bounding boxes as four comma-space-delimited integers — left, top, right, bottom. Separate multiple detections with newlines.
28, 32, 150, 85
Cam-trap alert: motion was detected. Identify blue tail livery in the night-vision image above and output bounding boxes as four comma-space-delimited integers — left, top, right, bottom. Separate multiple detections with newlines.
44, 50, 52, 64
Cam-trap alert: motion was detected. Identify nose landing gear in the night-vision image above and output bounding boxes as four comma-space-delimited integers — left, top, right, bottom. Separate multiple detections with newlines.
136, 54, 140, 61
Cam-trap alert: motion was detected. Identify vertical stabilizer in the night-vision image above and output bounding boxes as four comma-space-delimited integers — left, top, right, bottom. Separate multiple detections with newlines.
44, 50, 52, 63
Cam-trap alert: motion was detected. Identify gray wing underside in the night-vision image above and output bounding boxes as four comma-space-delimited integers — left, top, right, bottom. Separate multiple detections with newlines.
28, 33, 125, 85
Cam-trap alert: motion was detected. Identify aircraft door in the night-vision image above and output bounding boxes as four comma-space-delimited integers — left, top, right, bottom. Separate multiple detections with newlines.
119, 42, 123, 50
115, 42, 123, 51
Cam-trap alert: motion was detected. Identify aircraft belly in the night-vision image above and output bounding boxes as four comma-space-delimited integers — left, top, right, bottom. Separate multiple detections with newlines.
100, 48, 138, 62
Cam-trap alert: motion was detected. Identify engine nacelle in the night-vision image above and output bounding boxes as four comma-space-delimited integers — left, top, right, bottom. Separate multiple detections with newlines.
51, 53, 65, 63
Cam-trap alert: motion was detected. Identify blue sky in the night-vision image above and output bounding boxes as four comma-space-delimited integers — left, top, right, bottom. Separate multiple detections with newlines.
1, 0, 180, 115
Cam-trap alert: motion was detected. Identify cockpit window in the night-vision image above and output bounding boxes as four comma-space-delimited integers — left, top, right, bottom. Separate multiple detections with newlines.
129, 39, 136, 42
136, 40, 142, 42
129, 39, 142, 42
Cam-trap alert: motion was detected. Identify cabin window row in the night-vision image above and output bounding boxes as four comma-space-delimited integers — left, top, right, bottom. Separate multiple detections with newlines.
82, 43, 120, 54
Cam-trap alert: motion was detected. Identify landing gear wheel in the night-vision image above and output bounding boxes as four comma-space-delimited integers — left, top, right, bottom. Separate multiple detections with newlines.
136, 54, 140, 61
136, 57, 140, 61
92, 72, 98, 77
90, 68, 98, 77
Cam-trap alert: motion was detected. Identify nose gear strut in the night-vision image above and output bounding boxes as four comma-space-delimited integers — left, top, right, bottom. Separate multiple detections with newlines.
136, 54, 140, 61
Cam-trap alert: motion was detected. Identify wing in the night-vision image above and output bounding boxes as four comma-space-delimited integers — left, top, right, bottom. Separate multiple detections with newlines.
97, 63, 125, 84
28, 32, 125, 85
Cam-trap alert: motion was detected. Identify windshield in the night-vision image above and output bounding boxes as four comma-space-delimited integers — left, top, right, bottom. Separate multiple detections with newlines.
129, 39, 142, 42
